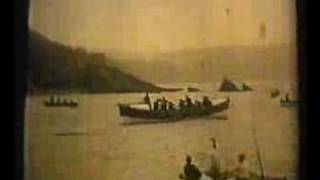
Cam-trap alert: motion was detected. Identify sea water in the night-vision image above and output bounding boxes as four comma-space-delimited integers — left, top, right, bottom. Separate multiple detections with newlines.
24, 82, 298, 180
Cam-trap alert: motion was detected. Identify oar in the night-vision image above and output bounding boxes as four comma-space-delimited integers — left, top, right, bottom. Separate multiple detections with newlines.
251, 126, 265, 180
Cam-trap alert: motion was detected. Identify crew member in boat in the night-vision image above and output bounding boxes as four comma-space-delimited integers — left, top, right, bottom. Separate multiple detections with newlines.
153, 99, 161, 111
202, 96, 212, 107
56, 96, 61, 105
179, 99, 186, 110
185, 95, 193, 107
285, 93, 290, 101
168, 102, 175, 110
161, 96, 168, 111
70, 99, 77, 106
226, 96, 230, 103
63, 99, 68, 105
233, 154, 250, 180
195, 100, 202, 108
143, 92, 152, 111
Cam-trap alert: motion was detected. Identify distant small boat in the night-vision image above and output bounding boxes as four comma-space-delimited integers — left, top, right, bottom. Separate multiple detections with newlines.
118, 97, 230, 123
44, 96, 78, 108
280, 93, 297, 107
280, 98, 298, 107
44, 101, 78, 108
270, 89, 280, 98
187, 87, 200, 92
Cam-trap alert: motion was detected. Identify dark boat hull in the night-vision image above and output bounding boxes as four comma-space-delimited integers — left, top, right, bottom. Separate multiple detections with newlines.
44, 101, 78, 108
187, 87, 200, 92
280, 99, 297, 107
118, 98, 230, 121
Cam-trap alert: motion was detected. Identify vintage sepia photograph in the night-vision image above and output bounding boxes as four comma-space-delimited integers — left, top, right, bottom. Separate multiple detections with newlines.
24, 0, 299, 180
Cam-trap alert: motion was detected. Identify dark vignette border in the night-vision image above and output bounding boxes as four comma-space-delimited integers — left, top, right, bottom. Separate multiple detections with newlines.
14, 0, 308, 180
15, 0, 29, 180
296, 0, 308, 179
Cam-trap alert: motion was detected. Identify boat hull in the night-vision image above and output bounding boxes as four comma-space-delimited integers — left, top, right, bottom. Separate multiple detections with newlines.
44, 101, 78, 108
280, 99, 298, 107
118, 98, 230, 121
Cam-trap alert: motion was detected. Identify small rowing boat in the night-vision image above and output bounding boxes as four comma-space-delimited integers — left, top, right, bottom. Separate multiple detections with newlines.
280, 93, 297, 107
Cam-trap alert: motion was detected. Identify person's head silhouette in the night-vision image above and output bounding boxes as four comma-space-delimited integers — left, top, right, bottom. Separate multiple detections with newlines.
186, 155, 192, 164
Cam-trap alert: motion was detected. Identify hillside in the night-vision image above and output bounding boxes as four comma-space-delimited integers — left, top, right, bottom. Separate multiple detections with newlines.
108, 44, 297, 83
28, 31, 180, 93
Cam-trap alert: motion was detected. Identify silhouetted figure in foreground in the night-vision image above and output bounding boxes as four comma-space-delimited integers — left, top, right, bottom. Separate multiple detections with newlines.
234, 154, 250, 180
206, 137, 221, 179
182, 155, 202, 180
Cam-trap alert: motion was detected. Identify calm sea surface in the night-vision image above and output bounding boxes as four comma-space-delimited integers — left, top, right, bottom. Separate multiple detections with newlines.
25, 82, 298, 180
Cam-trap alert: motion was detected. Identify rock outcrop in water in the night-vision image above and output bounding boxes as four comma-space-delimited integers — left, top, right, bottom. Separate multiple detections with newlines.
28, 31, 181, 93
219, 78, 253, 92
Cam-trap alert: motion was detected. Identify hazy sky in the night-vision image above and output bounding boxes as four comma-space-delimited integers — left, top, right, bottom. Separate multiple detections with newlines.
29, 0, 296, 54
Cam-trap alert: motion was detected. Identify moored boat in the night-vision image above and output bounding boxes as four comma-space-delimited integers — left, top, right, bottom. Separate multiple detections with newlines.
280, 98, 297, 107
44, 95, 78, 108
44, 101, 78, 107
118, 97, 230, 122
280, 93, 297, 107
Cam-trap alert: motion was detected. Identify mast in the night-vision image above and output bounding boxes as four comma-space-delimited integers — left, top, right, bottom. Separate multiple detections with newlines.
254, 21, 267, 180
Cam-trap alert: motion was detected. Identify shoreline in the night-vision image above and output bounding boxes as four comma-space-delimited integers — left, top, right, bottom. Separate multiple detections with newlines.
26, 88, 183, 96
